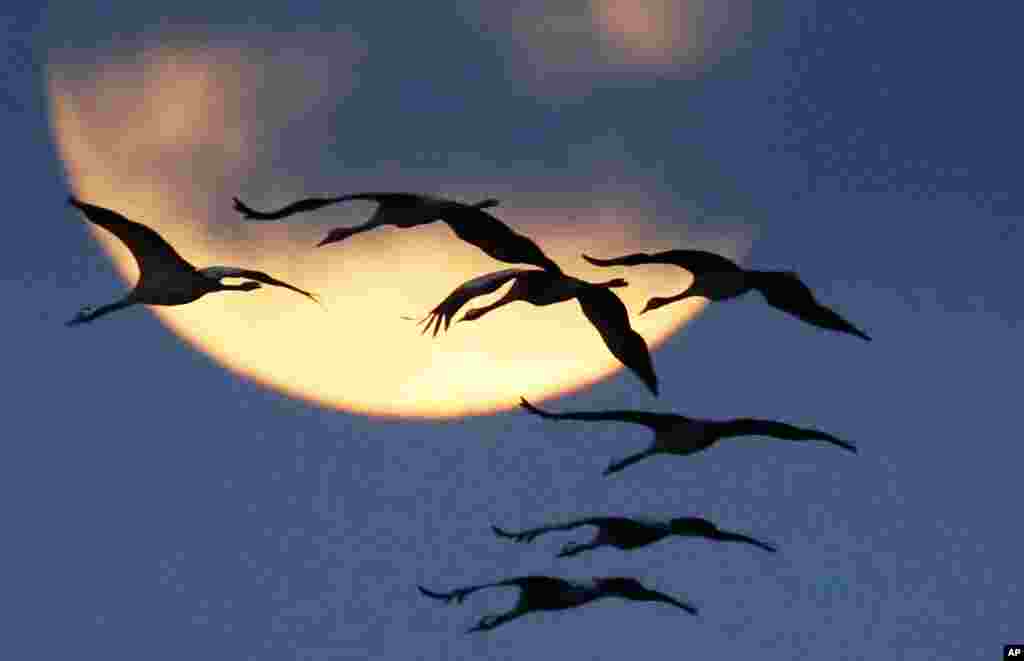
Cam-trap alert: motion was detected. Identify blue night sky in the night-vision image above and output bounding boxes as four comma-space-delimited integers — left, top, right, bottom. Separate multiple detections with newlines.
3, 2, 1020, 659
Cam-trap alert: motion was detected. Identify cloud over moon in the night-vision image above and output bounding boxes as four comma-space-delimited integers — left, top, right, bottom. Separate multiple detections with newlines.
48, 29, 366, 219
461, 0, 752, 95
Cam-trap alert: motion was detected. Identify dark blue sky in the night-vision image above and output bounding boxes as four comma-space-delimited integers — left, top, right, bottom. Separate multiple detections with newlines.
4, 2, 1020, 659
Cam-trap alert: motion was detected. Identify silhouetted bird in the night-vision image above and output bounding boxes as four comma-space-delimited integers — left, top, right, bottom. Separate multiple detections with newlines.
519, 397, 855, 475
418, 575, 696, 633
234, 192, 562, 273
492, 515, 776, 557
421, 269, 658, 396
66, 197, 318, 326
583, 249, 871, 341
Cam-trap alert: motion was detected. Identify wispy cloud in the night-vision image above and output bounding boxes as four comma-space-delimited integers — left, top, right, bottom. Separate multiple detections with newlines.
48, 28, 366, 220
460, 0, 752, 96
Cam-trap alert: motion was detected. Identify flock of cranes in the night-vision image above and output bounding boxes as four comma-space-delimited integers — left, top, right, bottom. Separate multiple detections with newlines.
66, 190, 868, 634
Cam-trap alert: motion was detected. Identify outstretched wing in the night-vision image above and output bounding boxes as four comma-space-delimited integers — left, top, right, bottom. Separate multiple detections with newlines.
69, 197, 196, 285
441, 206, 562, 274
233, 192, 434, 221
419, 268, 531, 337
714, 418, 857, 453
583, 249, 740, 276
575, 287, 659, 396
753, 271, 872, 341
519, 397, 672, 428
199, 267, 319, 304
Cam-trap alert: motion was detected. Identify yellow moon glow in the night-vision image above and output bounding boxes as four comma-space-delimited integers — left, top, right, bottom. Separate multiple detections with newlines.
47, 42, 751, 419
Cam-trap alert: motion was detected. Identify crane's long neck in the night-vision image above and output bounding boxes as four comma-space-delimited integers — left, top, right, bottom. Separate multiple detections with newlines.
216, 281, 260, 292
743, 269, 787, 294
664, 290, 693, 304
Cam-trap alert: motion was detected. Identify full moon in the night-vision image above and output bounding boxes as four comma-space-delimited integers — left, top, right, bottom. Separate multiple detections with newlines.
47, 41, 751, 419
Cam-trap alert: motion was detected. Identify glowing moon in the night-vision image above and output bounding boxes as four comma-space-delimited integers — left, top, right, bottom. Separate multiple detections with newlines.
47, 41, 751, 419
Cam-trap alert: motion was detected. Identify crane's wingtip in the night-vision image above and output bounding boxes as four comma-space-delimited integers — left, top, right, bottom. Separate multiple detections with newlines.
832, 437, 858, 454
519, 398, 545, 415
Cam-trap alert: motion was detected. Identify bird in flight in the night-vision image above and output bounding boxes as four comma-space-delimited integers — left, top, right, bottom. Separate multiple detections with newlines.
583, 249, 871, 341
418, 575, 696, 633
492, 514, 776, 557
234, 191, 562, 273
519, 397, 855, 475
419, 269, 659, 396
66, 196, 318, 326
